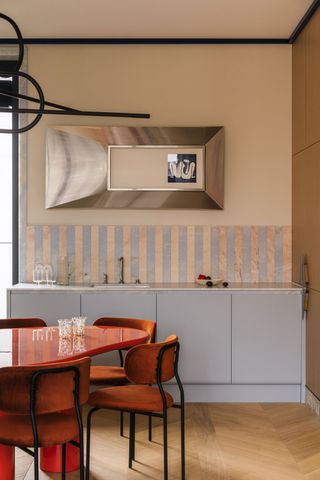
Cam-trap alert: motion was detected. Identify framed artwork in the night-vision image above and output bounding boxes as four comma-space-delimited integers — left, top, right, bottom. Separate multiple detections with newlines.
168, 153, 197, 184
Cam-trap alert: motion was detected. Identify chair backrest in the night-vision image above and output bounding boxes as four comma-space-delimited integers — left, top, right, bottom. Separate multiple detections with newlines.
94, 317, 156, 343
0, 356, 91, 414
124, 334, 178, 385
0, 318, 47, 329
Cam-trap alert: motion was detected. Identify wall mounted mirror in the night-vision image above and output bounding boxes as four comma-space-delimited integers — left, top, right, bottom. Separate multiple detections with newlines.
46, 126, 224, 209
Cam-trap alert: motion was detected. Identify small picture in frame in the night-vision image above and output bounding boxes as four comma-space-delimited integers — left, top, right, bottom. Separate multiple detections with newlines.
167, 153, 197, 183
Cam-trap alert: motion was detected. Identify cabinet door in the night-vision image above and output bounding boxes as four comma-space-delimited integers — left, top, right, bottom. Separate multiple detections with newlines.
157, 293, 231, 384
232, 293, 302, 384
81, 292, 156, 323
292, 142, 320, 290
9, 292, 81, 326
292, 28, 307, 155
81, 292, 156, 366
306, 8, 320, 146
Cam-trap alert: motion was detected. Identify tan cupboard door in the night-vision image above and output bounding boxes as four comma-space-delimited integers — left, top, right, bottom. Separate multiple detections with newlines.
292, 29, 307, 155
306, 9, 320, 147
292, 142, 320, 290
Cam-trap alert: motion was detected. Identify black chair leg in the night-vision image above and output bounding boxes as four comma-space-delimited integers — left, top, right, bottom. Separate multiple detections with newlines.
129, 412, 135, 468
120, 411, 124, 437
61, 443, 66, 480
132, 413, 135, 461
148, 415, 152, 441
86, 408, 99, 480
79, 429, 85, 480
163, 410, 168, 480
34, 446, 39, 480
181, 403, 185, 480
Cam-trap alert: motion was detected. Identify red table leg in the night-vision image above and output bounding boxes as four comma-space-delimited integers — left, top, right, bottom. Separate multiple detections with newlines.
40, 405, 81, 473
0, 444, 14, 480
0, 411, 15, 480
40, 441, 80, 473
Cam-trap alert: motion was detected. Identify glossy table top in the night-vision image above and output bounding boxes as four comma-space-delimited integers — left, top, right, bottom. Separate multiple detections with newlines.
0, 326, 149, 367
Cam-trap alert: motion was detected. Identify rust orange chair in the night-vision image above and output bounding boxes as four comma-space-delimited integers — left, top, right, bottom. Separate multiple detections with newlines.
86, 335, 185, 480
0, 356, 91, 480
0, 317, 47, 328
90, 317, 156, 436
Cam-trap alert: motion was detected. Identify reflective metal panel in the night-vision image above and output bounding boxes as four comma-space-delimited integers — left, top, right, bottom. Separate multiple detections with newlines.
46, 126, 224, 209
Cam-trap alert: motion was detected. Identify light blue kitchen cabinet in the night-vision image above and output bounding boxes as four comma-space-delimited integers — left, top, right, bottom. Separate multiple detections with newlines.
156, 292, 232, 384
80, 292, 156, 323
232, 293, 302, 384
81, 292, 156, 366
8, 292, 81, 326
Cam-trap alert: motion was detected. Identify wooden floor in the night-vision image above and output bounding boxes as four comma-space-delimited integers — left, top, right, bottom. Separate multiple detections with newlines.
17, 403, 320, 479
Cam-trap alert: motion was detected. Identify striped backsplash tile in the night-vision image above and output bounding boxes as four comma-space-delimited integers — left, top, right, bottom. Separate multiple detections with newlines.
22, 225, 292, 284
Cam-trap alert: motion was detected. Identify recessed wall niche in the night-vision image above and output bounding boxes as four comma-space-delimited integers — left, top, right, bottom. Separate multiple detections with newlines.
46, 126, 224, 209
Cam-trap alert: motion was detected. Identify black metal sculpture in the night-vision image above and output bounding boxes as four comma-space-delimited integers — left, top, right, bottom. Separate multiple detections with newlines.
0, 13, 150, 134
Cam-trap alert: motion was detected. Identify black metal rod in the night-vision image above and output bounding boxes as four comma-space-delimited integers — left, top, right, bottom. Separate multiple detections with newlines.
0, 14, 24, 71
62, 443, 66, 480
120, 411, 124, 437
34, 446, 39, 480
0, 88, 80, 112
163, 409, 168, 480
148, 415, 152, 442
18, 446, 35, 457
289, 0, 320, 43
132, 413, 136, 461
0, 37, 290, 45
69, 439, 80, 448
174, 343, 186, 480
132, 411, 163, 419
118, 349, 124, 367
86, 407, 99, 480
0, 71, 45, 134
129, 413, 135, 468
0, 106, 150, 118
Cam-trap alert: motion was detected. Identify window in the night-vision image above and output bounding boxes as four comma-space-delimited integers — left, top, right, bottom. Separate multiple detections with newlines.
0, 70, 18, 316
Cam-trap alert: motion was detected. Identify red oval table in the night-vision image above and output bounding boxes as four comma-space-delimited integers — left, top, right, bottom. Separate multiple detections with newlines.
0, 325, 149, 480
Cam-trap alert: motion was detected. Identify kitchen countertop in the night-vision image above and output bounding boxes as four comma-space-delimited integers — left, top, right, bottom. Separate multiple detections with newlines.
8, 282, 303, 292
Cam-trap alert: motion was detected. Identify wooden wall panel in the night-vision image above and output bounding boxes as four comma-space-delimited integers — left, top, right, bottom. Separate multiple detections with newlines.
307, 289, 320, 397
292, 142, 320, 289
293, 7, 320, 399
292, 29, 307, 155
306, 8, 320, 147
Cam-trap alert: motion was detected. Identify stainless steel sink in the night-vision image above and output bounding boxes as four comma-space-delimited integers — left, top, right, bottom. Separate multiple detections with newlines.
92, 283, 150, 289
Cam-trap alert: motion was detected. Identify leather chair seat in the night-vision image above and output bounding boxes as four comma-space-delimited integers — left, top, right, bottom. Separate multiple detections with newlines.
90, 365, 129, 386
88, 385, 174, 413
0, 412, 79, 447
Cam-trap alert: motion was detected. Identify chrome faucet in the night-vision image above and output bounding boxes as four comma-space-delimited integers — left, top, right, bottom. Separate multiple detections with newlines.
118, 256, 124, 284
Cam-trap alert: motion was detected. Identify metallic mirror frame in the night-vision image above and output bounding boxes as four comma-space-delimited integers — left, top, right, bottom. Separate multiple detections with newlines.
46, 126, 224, 210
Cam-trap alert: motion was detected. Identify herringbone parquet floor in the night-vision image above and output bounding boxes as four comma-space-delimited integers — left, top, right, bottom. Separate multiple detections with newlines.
16, 403, 320, 479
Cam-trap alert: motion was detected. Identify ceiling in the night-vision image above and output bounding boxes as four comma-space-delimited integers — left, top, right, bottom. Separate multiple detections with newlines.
0, 0, 314, 39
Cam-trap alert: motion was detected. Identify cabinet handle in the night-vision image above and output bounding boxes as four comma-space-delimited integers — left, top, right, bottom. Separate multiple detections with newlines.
304, 288, 309, 312
304, 260, 309, 312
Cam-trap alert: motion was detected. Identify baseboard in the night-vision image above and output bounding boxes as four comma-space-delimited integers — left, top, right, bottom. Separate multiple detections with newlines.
166, 384, 302, 403
306, 387, 320, 415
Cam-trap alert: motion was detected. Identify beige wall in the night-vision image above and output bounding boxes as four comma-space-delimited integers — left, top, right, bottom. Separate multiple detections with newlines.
26, 44, 292, 225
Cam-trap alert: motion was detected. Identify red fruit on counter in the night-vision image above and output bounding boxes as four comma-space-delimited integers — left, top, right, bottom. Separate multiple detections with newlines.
198, 274, 206, 279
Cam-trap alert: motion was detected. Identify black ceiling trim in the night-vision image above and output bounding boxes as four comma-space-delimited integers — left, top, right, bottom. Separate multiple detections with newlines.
0, 2, 318, 46
289, 0, 320, 43
0, 37, 289, 45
